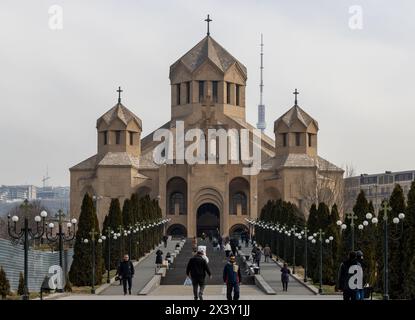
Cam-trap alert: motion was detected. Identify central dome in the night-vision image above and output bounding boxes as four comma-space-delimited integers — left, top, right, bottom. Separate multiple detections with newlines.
170, 35, 247, 79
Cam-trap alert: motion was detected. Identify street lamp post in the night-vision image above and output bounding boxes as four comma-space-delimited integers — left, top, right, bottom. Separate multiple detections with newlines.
291, 225, 297, 274
345, 212, 358, 251
7, 199, 47, 300
317, 229, 324, 294
45, 209, 77, 292
83, 228, 105, 294
378, 200, 405, 300
104, 227, 117, 284
303, 226, 309, 282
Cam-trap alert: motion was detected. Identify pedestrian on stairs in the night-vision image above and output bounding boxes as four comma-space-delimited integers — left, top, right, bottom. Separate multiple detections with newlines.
155, 249, 163, 270
224, 242, 232, 258
162, 235, 168, 248
186, 249, 212, 300
263, 244, 271, 262
223, 255, 242, 300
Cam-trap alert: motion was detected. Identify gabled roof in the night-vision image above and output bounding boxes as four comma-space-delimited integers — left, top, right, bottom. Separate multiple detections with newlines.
98, 152, 140, 168
70, 155, 97, 171
274, 105, 319, 130
170, 36, 247, 79
97, 103, 142, 129
272, 153, 343, 172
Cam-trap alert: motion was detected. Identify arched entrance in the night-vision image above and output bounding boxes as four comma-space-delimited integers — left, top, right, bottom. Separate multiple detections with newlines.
196, 203, 220, 237
166, 224, 187, 238
229, 224, 249, 240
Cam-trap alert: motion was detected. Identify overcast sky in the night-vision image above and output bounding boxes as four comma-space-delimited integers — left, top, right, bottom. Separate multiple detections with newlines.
0, 0, 414, 186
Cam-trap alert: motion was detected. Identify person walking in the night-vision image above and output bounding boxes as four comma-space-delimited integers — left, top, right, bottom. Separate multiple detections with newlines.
223, 255, 242, 300
355, 250, 366, 300
224, 242, 232, 258
155, 249, 163, 270
162, 235, 168, 248
117, 254, 135, 295
263, 244, 271, 263
253, 246, 262, 267
192, 236, 198, 253
280, 263, 291, 292
186, 249, 212, 300
338, 251, 361, 301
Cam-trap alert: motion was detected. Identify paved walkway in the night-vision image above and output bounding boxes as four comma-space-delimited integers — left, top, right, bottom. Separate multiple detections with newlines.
239, 242, 314, 296
100, 238, 180, 295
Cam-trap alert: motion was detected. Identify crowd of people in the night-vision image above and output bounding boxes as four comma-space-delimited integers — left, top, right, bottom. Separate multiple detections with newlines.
113, 233, 370, 300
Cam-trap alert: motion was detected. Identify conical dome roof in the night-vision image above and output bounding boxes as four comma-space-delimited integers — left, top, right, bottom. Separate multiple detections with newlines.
170, 35, 247, 78
97, 102, 142, 129
274, 105, 318, 131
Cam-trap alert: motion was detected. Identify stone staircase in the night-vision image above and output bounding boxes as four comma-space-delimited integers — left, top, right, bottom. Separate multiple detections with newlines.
161, 239, 248, 285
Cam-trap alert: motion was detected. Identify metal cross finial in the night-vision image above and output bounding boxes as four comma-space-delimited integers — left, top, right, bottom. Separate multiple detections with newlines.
293, 88, 299, 105
346, 212, 358, 227
204, 14, 212, 36
89, 227, 99, 241
381, 200, 392, 221
117, 86, 123, 103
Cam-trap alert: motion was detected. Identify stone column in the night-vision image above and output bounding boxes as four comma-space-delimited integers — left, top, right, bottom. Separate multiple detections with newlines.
223, 170, 229, 237
187, 167, 194, 237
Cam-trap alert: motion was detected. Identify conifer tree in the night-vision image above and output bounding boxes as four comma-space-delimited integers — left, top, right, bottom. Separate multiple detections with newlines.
403, 181, 415, 298
68, 193, 103, 286
388, 184, 405, 299
17, 272, 25, 296
0, 266, 10, 299
307, 204, 319, 281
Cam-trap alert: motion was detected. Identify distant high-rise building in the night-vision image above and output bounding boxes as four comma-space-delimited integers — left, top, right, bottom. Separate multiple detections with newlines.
256, 34, 266, 132
0, 185, 37, 201
344, 169, 415, 213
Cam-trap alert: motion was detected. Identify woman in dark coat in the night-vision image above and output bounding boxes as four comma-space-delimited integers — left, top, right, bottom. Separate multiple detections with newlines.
155, 249, 163, 268
281, 263, 291, 292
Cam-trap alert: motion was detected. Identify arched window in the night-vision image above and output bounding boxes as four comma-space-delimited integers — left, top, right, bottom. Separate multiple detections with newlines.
231, 192, 247, 215
166, 177, 187, 215
169, 192, 186, 215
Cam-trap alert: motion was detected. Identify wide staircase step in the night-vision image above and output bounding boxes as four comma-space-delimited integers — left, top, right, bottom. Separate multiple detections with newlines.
161, 239, 250, 285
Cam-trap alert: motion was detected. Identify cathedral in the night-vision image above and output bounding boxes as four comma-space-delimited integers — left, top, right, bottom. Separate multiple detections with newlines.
70, 25, 344, 238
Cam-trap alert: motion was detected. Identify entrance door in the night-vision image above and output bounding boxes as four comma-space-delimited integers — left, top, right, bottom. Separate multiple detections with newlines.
196, 203, 220, 237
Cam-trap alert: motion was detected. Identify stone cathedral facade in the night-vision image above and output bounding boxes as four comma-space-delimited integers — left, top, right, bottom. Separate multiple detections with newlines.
70, 32, 343, 238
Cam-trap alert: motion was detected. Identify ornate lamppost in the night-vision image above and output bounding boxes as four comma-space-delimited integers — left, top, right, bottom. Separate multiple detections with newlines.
7, 199, 48, 300
104, 226, 119, 284
377, 200, 405, 300
303, 226, 309, 282
83, 228, 105, 294
309, 229, 333, 294
45, 209, 77, 291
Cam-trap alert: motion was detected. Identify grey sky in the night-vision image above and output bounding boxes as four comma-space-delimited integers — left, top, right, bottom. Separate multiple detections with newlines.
0, 0, 414, 186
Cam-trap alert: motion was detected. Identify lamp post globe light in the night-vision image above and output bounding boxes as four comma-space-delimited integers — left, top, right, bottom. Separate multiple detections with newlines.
7, 199, 47, 300
104, 227, 118, 284
378, 200, 405, 300
310, 229, 334, 294
45, 209, 77, 292
83, 228, 105, 294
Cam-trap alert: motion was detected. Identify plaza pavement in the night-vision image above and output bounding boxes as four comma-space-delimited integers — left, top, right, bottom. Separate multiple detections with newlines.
55, 238, 342, 300
99, 237, 180, 295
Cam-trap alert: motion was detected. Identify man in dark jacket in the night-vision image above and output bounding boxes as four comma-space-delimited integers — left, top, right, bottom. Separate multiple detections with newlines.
186, 250, 212, 300
338, 251, 361, 300
223, 255, 242, 300
162, 235, 168, 248
117, 254, 135, 295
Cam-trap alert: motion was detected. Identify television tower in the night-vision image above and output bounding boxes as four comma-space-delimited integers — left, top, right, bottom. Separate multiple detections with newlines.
256, 34, 266, 132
